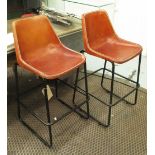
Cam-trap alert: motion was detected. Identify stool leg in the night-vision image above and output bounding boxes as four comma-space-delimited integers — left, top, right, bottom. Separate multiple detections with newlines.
13, 63, 21, 120
107, 62, 115, 126
72, 66, 89, 118
134, 54, 142, 105
84, 62, 90, 118
43, 80, 52, 147
101, 60, 107, 87
72, 68, 79, 105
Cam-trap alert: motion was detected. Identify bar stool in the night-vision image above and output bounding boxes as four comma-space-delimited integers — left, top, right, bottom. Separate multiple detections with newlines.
78, 10, 142, 127
12, 15, 89, 147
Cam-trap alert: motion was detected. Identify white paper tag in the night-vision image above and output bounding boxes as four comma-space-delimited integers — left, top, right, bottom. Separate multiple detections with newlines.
42, 85, 53, 101
53, 117, 57, 121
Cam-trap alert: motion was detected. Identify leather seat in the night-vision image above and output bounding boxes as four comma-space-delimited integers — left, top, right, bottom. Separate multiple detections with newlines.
82, 11, 142, 64
12, 15, 85, 79
21, 13, 36, 18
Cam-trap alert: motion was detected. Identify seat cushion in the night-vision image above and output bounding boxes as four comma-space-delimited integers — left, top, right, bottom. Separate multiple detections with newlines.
88, 37, 142, 64
23, 45, 85, 79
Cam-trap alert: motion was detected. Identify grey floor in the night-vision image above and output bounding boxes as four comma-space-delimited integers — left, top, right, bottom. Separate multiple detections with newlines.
7, 69, 147, 155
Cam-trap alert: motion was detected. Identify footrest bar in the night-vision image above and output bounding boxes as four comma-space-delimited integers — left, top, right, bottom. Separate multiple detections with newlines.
79, 72, 139, 90
80, 68, 138, 86
19, 82, 44, 97
57, 98, 89, 119
57, 79, 89, 100
113, 88, 137, 106
78, 68, 103, 81
76, 86, 111, 107
76, 107, 109, 127
102, 76, 140, 89
20, 102, 51, 126
51, 110, 74, 125
104, 68, 137, 84
20, 118, 52, 148
101, 86, 138, 106
20, 101, 74, 126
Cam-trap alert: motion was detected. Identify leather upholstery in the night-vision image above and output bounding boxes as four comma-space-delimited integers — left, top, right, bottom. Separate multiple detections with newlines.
82, 11, 142, 64
21, 13, 36, 18
12, 15, 85, 79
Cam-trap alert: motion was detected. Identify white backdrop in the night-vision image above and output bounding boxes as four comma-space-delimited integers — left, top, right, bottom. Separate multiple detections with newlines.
114, 0, 147, 56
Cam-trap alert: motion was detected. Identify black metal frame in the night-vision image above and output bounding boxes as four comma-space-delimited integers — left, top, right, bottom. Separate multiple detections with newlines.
72, 50, 142, 127
13, 62, 89, 148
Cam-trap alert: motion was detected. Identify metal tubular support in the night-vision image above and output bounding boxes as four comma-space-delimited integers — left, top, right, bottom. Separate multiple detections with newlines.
43, 79, 53, 147
57, 78, 90, 99
104, 68, 137, 84
100, 55, 142, 105
13, 63, 21, 120
100, 61, 132, 104
106, 62, 115, 126
101, 60, 107, 87
133, 54, 142, 105
72, 68, 79, 105
75, 62, 115, 127
84, 62, 90, 118
13, 64, 53, 147
78, 68, 104, 82
80, 50, 90, 117
55, 67, 89, 119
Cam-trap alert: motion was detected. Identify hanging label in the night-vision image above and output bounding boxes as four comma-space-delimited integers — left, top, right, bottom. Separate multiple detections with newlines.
42, 85, 53, 101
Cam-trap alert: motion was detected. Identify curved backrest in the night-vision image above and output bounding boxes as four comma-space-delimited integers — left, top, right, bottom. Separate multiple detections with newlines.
12, 15, 61, 64
82, 10, 116, 53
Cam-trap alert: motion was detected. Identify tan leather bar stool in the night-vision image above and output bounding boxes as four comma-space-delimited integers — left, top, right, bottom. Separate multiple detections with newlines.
74, 10, 142, 127
12, 15, 89, 148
